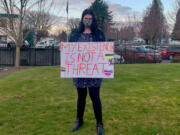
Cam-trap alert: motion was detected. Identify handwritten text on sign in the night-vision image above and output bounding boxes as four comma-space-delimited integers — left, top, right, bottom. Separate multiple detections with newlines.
60, 42, 114, 78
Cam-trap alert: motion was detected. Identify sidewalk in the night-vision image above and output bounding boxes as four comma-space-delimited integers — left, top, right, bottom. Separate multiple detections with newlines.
0, 66, 32, 77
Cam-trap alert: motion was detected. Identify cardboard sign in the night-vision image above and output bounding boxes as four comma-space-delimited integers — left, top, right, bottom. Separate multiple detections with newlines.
60, 42, 114, 78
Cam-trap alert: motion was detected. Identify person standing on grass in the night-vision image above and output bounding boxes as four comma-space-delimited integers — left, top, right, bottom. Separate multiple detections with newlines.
69, 8, 105, 135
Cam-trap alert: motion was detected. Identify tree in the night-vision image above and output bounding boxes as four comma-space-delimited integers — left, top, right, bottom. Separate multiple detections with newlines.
25, 11, 52, 39
140, 0, 167, 44
0, 18, 7, 28
23, 28, 34, 46
167, 0, 180, 27
90, 0, 113, 31
0, 0, 31, 67
119, 26, 135, 42
172, 8, 180, 40
56, 31, 67, 42
24, 0, 57, 42
131, 12, 142, 39
67, 18, 80, 32
104, 22, 117, 41
0, 0, 58, 67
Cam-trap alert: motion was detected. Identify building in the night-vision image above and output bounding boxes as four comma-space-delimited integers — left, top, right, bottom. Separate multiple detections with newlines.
0, 13, 19, 43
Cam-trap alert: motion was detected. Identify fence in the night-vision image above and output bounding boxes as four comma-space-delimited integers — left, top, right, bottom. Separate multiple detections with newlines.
0, 47, 60, 66
0, 46, 162, 67
114, 46, 162, 64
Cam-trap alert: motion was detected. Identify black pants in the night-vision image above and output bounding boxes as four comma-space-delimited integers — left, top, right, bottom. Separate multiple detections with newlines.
76, 87, 103, 124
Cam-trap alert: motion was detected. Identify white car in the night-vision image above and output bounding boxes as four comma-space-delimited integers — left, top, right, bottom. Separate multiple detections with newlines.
114, 53, 125, 64
35, 38, 59, 48
36, 41, 51, 48
0, 43, 7, 48
0, 41, 15, 49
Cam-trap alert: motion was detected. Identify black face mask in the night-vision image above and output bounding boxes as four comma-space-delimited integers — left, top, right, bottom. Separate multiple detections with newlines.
83, 20, 92, 27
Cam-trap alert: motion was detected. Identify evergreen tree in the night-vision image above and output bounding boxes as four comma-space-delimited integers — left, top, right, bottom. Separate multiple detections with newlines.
90, 0, 113, 31
140, 0, 167, 44
172, 8, 180, 40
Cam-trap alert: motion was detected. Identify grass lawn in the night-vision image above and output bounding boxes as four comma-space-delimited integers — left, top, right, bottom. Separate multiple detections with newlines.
0, 64, 180, 135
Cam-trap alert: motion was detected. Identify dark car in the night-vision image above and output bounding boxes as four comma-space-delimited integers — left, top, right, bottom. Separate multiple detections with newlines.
0, 41, 30, 49
160, 46, 180, 60
116, 46, 162, 63
0, 41, 15, 49
0, 41, 7, 48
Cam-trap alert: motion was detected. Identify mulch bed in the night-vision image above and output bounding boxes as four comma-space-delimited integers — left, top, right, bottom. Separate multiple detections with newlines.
0, 66, 32, 77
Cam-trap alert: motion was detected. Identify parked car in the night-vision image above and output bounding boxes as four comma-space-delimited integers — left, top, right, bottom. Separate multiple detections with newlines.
160, 46, 180, 60
141, 45, 155, 50
141, 45, 161, 53
114, 53, 125, 64
0, 40, 30, 49
21, 40, 30, 48
36, 41, 48, 48
0, 41, 15, 49
35, 37, 59, 48
0, 41, 8, 48
116, 46, 162, 63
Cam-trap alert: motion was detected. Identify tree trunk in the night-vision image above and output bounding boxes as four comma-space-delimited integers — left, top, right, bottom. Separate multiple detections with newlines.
15, 46, 20, 67
150, 36, 153, 45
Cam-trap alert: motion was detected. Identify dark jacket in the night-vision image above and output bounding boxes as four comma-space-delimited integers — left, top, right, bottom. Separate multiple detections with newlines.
69, 29, 106, 42
68, 29, 105, 88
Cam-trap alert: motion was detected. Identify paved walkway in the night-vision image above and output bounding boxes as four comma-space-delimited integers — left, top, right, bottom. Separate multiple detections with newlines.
0, 66, 32, 77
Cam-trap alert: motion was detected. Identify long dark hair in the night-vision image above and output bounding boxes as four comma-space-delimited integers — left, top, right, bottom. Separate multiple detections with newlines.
78, 8, 98, 34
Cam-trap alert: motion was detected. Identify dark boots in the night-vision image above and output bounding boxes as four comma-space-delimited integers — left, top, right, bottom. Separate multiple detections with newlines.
71, 119, 104, 135
72, 87, 104, 134
97, 123, 104, 135
72, 120, 104, 135
71, 118, 83, 132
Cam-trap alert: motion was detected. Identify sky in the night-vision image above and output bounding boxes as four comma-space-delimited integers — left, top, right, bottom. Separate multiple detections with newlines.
0, 0, 176, 34
55, 0, 176, 22
0, 0, 176, 22
112, 0, 174, 13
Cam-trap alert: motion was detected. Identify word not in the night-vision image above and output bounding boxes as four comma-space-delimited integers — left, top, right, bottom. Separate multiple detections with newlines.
64, 52, 105, 64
